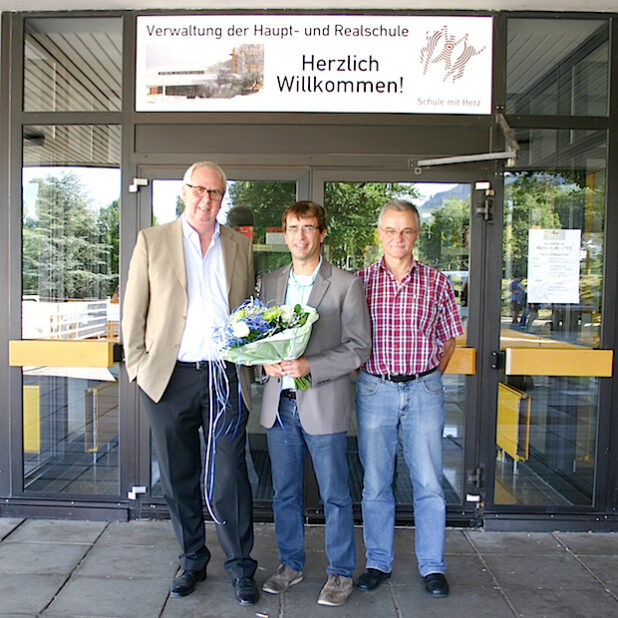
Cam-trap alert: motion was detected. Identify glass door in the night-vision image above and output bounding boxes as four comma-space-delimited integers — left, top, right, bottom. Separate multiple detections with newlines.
12, 124, 122, 498
492, 129, 611, 508
129, 165, 309, 514
312, 169, 483, 522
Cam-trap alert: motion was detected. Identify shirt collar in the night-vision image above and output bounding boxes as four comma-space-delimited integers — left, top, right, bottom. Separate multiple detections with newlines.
181, 214, 220, 242
289, 256, 322, 284
379, 256, 416, 281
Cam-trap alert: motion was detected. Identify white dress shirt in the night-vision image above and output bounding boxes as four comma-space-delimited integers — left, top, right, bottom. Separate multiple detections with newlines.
177, 215, 229, 361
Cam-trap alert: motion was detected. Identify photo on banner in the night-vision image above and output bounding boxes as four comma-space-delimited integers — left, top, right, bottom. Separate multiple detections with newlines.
135, 15, 493, 114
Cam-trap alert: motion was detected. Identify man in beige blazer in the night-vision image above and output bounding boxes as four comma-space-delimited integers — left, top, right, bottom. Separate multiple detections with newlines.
259, 201, 371, 607
122, 161, 258, 604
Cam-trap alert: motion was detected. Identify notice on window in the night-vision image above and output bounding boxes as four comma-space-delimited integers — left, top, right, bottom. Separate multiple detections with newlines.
135, 15, 493, 113
527, 229, 581, 304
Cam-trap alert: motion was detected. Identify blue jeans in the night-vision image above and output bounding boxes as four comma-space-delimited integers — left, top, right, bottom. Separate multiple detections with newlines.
356, 369, 447, 577
266, 396, 356, 578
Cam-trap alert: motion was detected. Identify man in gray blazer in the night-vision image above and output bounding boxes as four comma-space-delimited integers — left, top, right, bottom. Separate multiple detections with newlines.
122, 161, 258, 604
259, 201, 371, 607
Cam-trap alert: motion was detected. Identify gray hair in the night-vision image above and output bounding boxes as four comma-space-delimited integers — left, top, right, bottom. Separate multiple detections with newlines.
182, 161, 227, 191
377, 199, 420, 229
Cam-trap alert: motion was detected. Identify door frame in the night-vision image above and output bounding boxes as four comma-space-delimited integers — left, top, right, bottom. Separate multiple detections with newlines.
121, 163, 312, 518
312, 165, 501, 524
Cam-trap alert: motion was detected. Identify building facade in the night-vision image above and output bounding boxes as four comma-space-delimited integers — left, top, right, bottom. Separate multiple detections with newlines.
1, 6, 617, 530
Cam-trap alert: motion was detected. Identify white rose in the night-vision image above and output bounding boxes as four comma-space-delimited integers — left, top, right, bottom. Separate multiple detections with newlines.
231, 321, 250, 338
280, 304, 295, 323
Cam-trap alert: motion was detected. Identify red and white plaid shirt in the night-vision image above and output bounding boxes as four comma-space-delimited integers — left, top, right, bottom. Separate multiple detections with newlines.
358, 258, 463, 376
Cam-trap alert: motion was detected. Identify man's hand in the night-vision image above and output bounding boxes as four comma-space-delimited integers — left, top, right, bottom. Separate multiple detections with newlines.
280, 357, 311, 379
263, 363, 286, 378
263, 358, 311, 379
438, 338, 457, 374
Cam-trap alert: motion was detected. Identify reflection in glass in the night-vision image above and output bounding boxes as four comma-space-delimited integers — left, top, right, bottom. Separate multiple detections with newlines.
507, 18, 608, 116
21, 126, 121, 495
496, 129, 605, 506
24, 17, 122, 112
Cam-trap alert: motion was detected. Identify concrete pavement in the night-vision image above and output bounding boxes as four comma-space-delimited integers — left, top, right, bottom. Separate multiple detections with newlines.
0, 518, 616, 617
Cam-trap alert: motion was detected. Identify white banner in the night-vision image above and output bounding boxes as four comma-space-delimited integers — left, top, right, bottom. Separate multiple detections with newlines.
136, 15, 493, 114
527, 229, 581, 304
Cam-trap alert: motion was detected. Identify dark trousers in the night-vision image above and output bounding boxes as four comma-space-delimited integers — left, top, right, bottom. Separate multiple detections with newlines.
141, 361, 257, 579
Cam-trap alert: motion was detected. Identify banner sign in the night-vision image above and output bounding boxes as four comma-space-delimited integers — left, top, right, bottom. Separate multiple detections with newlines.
527, 229, 581, 304
136, 15, 493, 114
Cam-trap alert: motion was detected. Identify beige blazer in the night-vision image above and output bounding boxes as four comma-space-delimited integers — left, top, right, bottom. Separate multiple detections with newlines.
122, 218, 254, 405
260, 260, 371, 435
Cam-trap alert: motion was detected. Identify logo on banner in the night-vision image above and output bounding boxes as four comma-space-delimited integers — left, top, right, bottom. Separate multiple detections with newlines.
420, 25, 486, 83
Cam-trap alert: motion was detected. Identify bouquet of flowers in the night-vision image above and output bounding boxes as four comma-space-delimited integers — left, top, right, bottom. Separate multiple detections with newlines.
217, 298, 319, 389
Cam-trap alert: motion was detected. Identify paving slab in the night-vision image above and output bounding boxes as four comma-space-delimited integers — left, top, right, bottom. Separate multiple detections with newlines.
393, 584, 512, 618
466, 530, 566, 555
97, 519, 177, 547
555, 531, 618, 555
0, 519, 24, 541
444, 528, 477, 554
44, 575, 170, 617
0, 541, 90, 575
161, 572, 279, 618
0, 520, 616, 618
503, 585, 618, 618
0, 573, 65, 614
278, 580, 398, 618
7, 519, 108, 544
75, 543, 179, 578
575, 554, 618, 592
483, 553, 602, 589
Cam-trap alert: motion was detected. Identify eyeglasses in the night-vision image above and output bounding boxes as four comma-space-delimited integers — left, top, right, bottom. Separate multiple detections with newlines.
185, 183, 224, 200
285, 225, 319, 234
381, 227, 418, 238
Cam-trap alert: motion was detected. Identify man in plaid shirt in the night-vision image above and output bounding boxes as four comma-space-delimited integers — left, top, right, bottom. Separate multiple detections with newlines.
355, 199, 463, 598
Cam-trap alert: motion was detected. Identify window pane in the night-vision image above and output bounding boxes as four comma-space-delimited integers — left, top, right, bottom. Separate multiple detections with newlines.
21, 125, 121, 496
496, 129, 605, 505
24, 17, 122, 112
507, 19, 608, 116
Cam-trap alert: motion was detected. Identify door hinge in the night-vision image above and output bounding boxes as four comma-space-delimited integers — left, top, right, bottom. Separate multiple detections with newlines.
467, 464, 485, 491
490, 350, 505, 370
466, 464, 486, 520
129, 178, 149, 193
113, 343, 124, 363
128, 485, 147, 500
474, 181, 494, 221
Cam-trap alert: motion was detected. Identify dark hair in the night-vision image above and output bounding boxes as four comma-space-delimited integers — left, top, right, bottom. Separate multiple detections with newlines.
282, 200, 327, 232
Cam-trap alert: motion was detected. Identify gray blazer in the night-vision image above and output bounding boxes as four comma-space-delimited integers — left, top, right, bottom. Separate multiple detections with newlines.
260, 259, 371, 435
122, 218, 254, 405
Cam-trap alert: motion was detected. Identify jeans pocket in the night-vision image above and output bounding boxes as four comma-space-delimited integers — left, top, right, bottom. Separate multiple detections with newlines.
421, 372, 444, 396
356, 374, 381, 397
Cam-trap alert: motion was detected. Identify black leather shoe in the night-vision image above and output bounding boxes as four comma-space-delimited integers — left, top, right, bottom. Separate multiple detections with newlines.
424, 572, 449, 597
356, 568, 392, 591
233, 576, 259, 605
170, 568, 207, 597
